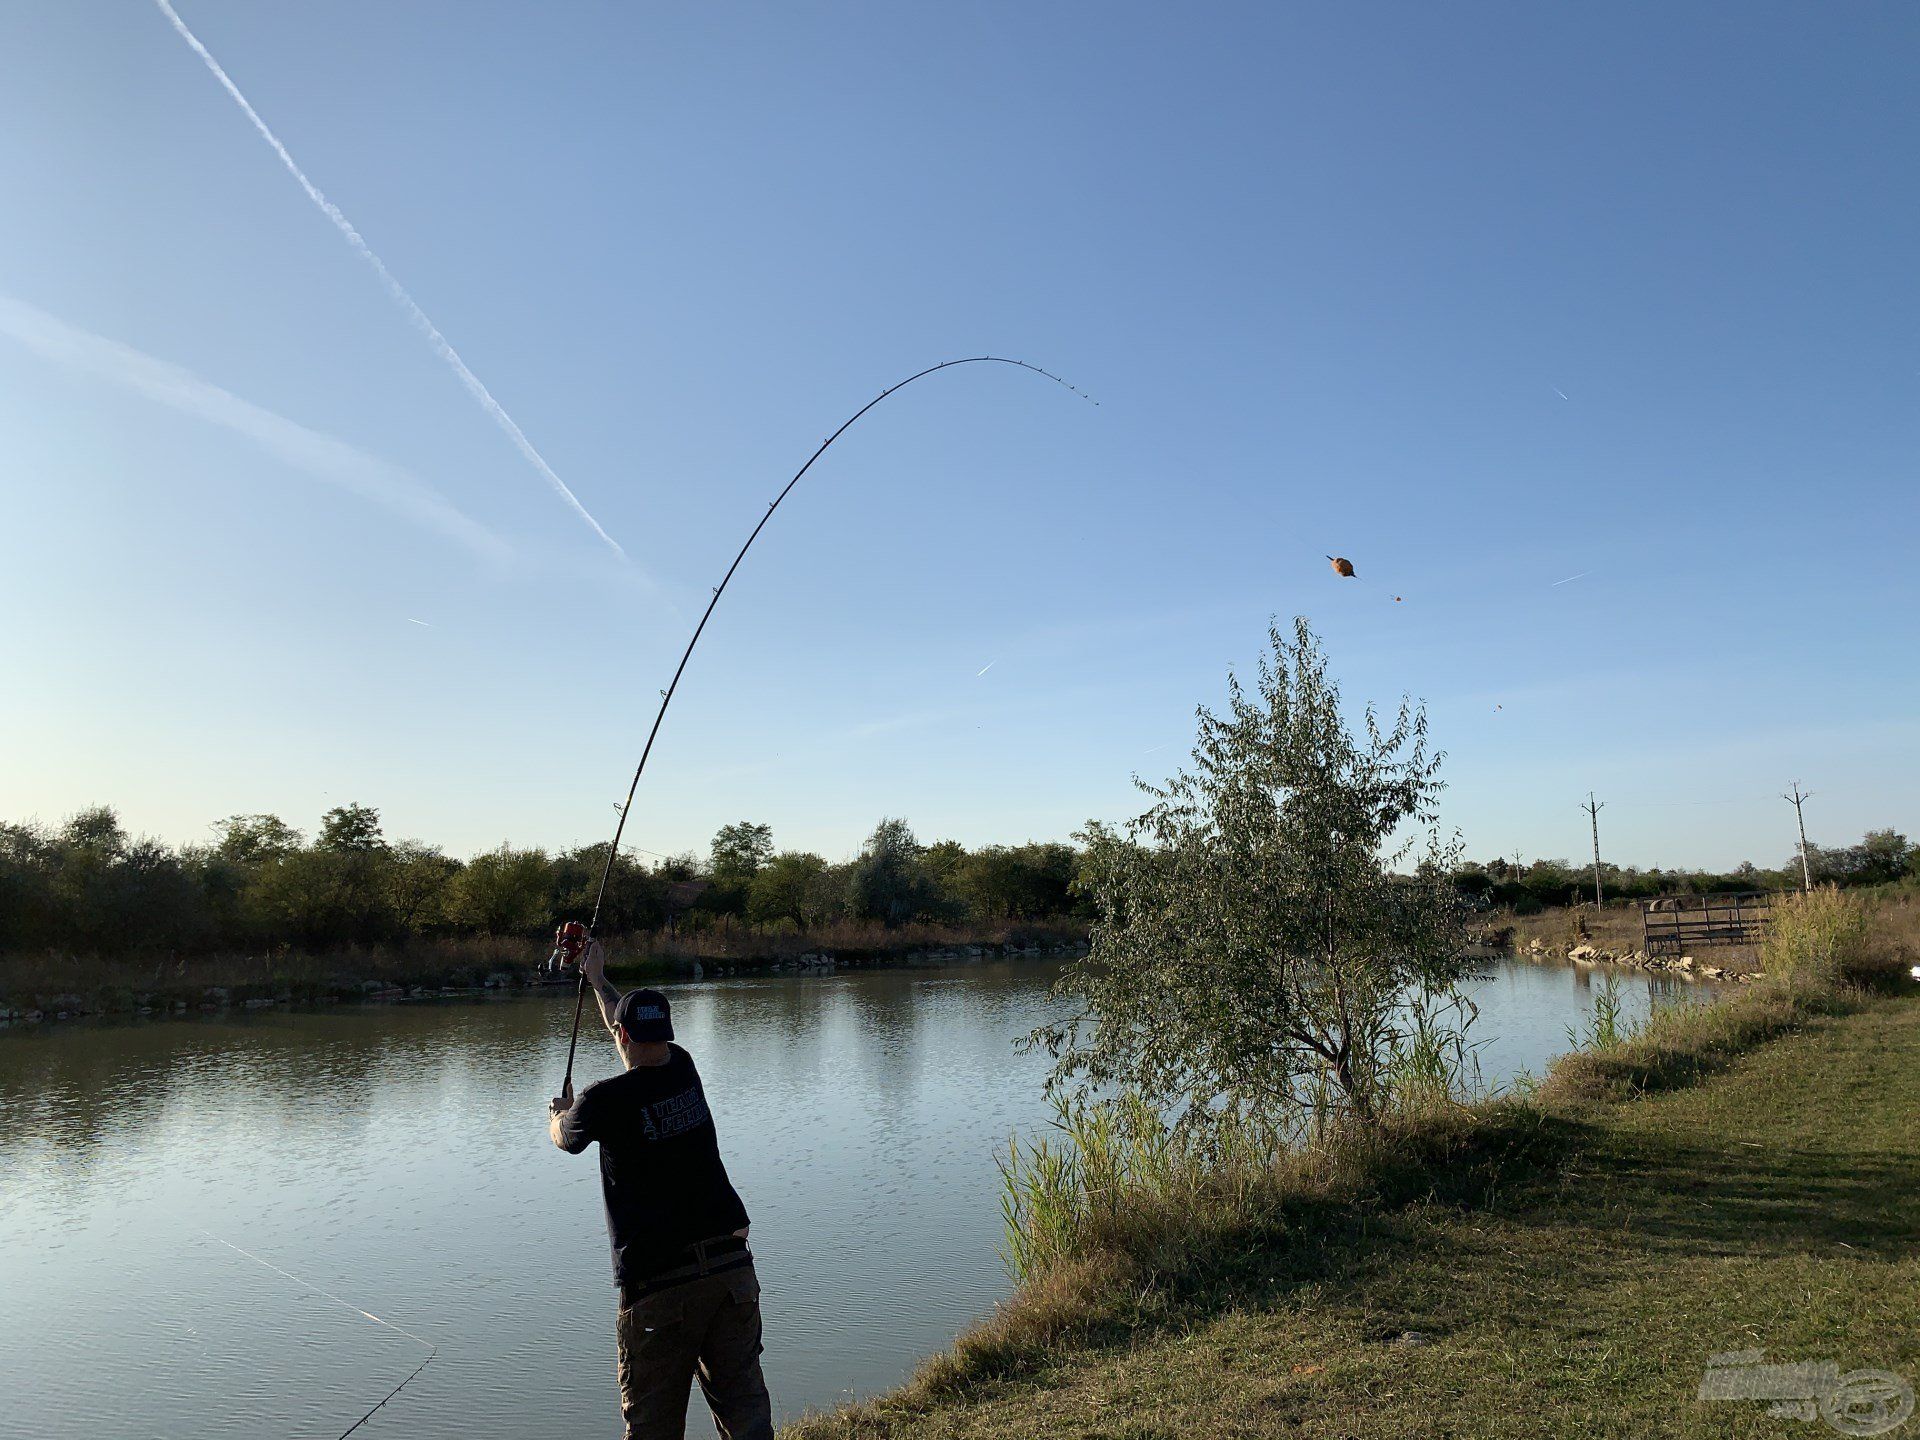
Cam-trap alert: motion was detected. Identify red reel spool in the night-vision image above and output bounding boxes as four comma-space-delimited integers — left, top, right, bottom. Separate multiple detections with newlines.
549, 920, 589, 970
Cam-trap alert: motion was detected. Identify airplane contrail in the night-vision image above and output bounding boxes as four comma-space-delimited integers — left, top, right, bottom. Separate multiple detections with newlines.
0, 293, 510, 563
407, 618, 433, 627
150, 0, 626, 561
976, 659, 996, 677
1551, 571, 1591, 587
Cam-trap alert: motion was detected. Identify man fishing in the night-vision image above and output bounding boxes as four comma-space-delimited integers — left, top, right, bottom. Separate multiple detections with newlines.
531, 356, 1078, 1437
550, 940, 774, 1440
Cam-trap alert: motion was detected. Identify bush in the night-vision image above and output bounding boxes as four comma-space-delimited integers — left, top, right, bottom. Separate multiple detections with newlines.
448, 845, 553, 937
1035, 618, 1472, 1136
1762, 885, 1869, 986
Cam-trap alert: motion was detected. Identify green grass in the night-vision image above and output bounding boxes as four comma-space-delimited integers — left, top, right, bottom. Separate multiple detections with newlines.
784, 933, 1918, 1436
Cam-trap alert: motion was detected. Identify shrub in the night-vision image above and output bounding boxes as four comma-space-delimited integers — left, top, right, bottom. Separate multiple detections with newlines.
1762, 885, 1868, 985
1034, 618, 1472, 1136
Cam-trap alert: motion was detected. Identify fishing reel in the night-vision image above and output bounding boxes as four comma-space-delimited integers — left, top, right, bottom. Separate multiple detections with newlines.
545, 920, 589, 976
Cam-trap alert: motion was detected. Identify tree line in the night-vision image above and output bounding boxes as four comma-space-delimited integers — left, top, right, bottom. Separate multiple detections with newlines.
3, 800, 1908, 956
1452, 828, 1914, 913
0, 805, 1086, 956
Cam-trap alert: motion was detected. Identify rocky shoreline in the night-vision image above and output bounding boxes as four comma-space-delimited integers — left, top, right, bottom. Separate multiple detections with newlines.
1512, 936, 1762, 982
0, 937, 1089, 1030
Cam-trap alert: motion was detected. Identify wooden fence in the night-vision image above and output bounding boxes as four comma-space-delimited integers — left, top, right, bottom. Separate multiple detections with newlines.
1640, 892, 1776, 958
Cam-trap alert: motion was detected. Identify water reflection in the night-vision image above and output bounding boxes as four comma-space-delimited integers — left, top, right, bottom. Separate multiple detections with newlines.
0, 958, 1720, 1439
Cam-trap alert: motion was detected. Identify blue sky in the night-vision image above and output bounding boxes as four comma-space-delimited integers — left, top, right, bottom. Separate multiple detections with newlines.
2, 2, 1914, 872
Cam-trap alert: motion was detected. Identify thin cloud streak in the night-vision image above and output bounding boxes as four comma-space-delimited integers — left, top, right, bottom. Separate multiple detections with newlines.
0, 294, 510, 563
150, 0, 626, 562
842, 709, 960, 742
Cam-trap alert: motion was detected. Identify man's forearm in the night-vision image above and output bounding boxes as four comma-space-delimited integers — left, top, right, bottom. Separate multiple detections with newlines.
589, 973, 622, 1035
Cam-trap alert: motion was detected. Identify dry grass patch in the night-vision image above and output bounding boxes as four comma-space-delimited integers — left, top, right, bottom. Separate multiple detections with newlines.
1503, 901, 1648, 955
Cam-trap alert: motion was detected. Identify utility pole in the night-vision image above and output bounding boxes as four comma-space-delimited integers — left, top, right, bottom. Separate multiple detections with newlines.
1582, 792, 1605, 906
1783, 782, 1814, 892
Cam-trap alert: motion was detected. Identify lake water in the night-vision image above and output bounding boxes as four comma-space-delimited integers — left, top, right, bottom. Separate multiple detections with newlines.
0, 957, 1718, 1439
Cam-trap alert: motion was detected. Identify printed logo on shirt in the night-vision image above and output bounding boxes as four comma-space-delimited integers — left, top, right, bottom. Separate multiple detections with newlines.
645, 1086, 712, 1140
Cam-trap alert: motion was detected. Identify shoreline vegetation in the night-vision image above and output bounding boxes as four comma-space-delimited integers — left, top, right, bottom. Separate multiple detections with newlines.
780, 883, 1918, 1439
4, 772, 1907, 1027
1, 802, 1097, 1027
0, 917, 1091, 1028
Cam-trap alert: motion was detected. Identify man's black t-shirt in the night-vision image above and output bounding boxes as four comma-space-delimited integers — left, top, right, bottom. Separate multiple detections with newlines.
557, 1045, 749, 1289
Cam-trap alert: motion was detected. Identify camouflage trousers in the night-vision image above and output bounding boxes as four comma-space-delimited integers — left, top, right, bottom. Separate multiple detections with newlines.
615, 1260, 773, 1440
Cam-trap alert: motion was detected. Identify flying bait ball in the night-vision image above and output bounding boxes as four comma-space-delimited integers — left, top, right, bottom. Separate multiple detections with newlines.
1327, 555, 1356, 578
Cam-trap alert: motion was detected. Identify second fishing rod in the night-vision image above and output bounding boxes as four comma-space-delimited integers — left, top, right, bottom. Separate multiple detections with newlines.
554, 355, 1092, 1092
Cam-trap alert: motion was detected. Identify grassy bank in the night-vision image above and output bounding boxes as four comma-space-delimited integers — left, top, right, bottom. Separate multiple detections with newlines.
0, 917, 1087, 1025
785, 889, 1918, 1439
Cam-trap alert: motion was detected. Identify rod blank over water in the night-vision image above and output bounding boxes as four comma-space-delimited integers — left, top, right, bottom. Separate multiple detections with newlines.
560, 355, 1092, 1090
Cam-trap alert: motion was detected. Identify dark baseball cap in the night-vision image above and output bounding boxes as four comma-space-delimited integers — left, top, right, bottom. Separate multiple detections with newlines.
613, 988, 673, 1042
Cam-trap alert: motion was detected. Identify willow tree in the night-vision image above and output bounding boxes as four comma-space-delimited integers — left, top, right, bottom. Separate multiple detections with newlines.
1034, 618, 1469, 1137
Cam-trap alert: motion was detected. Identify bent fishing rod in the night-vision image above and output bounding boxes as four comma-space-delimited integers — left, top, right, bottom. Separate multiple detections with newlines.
556, 355, 1093, 1092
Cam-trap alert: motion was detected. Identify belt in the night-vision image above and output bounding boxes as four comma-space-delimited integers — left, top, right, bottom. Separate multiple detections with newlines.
622, 1235, 751, 1302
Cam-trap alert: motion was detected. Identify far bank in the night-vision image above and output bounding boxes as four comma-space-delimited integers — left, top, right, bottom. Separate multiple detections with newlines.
0, 917, 1089, 1029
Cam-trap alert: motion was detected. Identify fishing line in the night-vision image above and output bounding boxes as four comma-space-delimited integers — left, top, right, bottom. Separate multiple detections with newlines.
560, 354, 1093, 1091
199, 1230, 437, 1438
